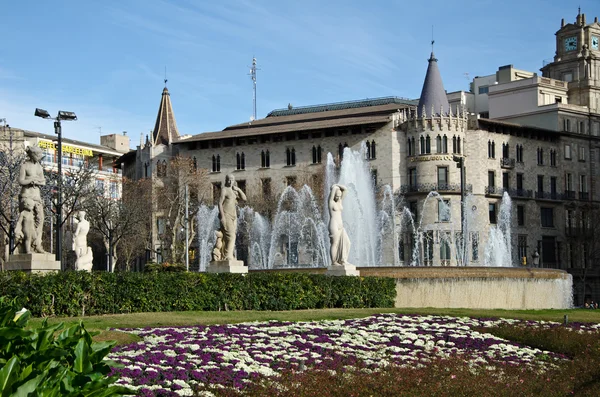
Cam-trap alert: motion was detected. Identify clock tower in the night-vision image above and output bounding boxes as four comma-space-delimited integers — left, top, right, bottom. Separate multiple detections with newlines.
541, 10, 600, 109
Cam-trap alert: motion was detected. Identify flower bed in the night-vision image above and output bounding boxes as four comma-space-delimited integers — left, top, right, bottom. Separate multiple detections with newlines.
108, 314, 599, 396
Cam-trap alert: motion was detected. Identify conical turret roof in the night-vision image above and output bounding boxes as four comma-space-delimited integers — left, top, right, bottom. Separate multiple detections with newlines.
417, 52, 450, 117
152, 86, 180, 146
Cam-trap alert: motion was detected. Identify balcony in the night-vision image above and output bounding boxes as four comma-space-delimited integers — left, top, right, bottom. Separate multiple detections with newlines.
400, 183, 473, 194
535, 191, 563, 200
565, 190, 576, 200
565, 227, 592, 237
507, 188, 533, 198
485, 186, 505, 196
579, 191, 589, 200
500, 157, 515, 169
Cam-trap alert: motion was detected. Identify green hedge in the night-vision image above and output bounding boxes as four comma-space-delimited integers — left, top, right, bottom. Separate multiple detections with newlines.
0, 271, 396, 317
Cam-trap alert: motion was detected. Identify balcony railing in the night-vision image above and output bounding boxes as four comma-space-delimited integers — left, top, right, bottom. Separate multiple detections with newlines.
507, 188, 533, 198
400, 183, 473, 194
535, 191, 563, 200
565, 190, 576, 200
565, 227, 592, 237
485, 186, 505, 195
500, 157, 516, 168
579, 191, 589, 200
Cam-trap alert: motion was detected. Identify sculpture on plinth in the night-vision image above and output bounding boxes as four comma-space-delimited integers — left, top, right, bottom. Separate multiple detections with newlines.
327, 184, 359, 276
208, 174, 247, 273
15, 145, 46, 254
72, 211, 93, 271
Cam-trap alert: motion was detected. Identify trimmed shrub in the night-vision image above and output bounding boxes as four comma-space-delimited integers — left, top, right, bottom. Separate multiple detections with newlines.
0, 271, 396, 317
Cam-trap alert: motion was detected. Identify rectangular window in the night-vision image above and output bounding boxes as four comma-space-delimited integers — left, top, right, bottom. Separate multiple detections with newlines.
471, 232, 479, 262
516, 173, 524, 190
566, 173, 573, 192
438, 199, 450, 222
409, 168, 417, 188
517, 205, 525, 226
550, 177, 557, 195
579, 146, 586, 161
550, 150, 556, 166
110, 181, 118, 199
488, 171, 495, 188
537, 175, 544, 193
489, 203, 497, 224
437, 166, 448, 188
579, 121, 585, 134
409, 201, 418, 222
95, 179, 105, 194
478, 86, 489, 94
580, 175, 587, 194
565, 144, 571, 159
541, 207, 554, 228
518, 235, 528, 264
502, 172, 509, 190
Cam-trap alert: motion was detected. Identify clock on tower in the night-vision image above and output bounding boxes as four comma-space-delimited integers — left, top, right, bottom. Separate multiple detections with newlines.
592, 36, 599, 50
564, 36, 578, 51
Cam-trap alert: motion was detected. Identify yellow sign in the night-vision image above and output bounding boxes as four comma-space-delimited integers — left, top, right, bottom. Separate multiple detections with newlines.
409, 155, 453, 162
38, 141, 93, 157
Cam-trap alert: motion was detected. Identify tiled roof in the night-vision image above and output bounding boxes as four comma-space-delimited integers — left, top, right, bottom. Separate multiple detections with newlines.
267, 96, 417, 117
417, 52, 450, 117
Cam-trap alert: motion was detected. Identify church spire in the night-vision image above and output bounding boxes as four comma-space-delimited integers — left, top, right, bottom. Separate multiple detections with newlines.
152, 85, 180, 146
417, 47, 450, 118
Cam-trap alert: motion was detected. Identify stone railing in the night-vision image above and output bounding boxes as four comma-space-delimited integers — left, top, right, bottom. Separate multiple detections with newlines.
400, 183, 473, 194
500, 157, 515, 168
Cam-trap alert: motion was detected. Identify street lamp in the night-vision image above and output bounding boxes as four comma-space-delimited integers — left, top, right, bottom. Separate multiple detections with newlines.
34, 108, 77, 267
453, 155, 467, 266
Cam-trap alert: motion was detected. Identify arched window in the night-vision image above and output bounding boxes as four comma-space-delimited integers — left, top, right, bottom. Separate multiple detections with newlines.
317, 146, 322, 163
265, 150, 270, 168
193, 156, 197, 170
236, 153, 241, 170
312, 146, 317, 164
365, 141, 371, 160
371, 140, 376, 159
452, 136, 457, 153
442, 135, 448, 153
261, 150, 266, 168
436, 135, 442, 153
408, 139, 412, 156
216, 155, 221, 172
338, 143, 344, 159
420, 136, 425, 154
502, 143, 509, 159
286, 148, 291, 166
241, 152, 245, 170
212, 155, 216, 172
425, 136, 431, 154
291, 149, 296, 165
457, 137, 461, 154
491, 141, 495, 158
411, 137, 416, 155
488, 141, 492, 158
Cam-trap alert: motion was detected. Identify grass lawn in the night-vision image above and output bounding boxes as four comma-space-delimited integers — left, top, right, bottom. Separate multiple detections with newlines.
29, 307, 600, 346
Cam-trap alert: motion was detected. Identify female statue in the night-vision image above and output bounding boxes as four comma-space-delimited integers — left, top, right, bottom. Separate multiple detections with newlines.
328, 184, 351, 266
17, 145, 46, 253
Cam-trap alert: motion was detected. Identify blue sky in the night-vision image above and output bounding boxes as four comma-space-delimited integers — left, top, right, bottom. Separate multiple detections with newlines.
1, 0, 597, 148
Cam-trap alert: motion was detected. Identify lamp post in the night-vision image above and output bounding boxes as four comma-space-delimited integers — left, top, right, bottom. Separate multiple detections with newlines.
453, 155, 467, 266
34, 108, 77, 267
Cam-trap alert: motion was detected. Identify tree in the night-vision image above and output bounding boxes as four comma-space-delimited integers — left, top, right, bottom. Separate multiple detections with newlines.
0, 124, 26, 262
85, 178, 152, 271
154, 156, 211, 264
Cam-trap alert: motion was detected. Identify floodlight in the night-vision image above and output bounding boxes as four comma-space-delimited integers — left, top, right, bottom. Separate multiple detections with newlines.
57, 111, 77, 121
34, 108, 51, 119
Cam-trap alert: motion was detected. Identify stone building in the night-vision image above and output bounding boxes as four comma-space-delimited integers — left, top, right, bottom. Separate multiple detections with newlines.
120, 10, 600, 304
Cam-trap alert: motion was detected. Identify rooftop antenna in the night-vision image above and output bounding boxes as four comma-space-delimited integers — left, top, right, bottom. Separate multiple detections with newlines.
248, 57, 259, 121
96, 126, 102, 135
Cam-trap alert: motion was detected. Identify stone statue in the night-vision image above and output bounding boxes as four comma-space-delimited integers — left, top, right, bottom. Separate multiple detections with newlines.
215, 174, 246, 261
72, 211, 93, 271
328, 184, 352, 266
211, 230, 223, 262
16, 145, 46, 254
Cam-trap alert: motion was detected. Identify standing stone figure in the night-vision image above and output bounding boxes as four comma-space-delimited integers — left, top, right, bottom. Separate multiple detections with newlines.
72, 211, 93, 271
328, 184, 352, 266
215, 174, 247, 261
16, 145, 46, 254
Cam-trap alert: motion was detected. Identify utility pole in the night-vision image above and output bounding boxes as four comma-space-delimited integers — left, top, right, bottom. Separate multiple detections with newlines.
184, 184, 189, 271
249, 57, 259, 121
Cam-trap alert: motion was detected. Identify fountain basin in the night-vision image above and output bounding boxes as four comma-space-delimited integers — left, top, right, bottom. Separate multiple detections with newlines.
250, 267, 573, 309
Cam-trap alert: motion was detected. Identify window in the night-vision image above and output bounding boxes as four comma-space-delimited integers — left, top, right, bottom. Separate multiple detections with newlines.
408, 168, 417, 188
442, 135, 448, 153
424, 231, 434, 266
411, 137, 416, 155
566, 173, 573, 192
562, 72, 573, 82
457, 137, 461, 154
452, 136, 457, 153
518, 235, 528, 262
502, 143, 509, 159
550, 149, 556, 166
440, 238, 451, 264
537, 175, 544, 193
286, 148, 296, 166
312, 146, 322, 164
541, 207, 554, 228
95, 179, 105, 194
516, 144, 524, 163
488, 141, 495, 158
338, 143, 347, 159
438, 199, 451, 222
261, 150, 267, 168
192, 156, 197, 170
110, 181, 118, 199
366, 140, 376, 159
517, 205, 525, 226
502, 172, 509, 190
236, 180, 246, 194
409, 201, 418, 222
420, 136, 425, 154
537, 148, 544, 165
579, 146, 586, 161
436, 135, 442, 153
564, 144, 571, 159
425, 136, 431, 154
236, 152, 245, 170
578, 121, 585, 134
478, 86, 489, 94
211, 155, 221, 172
261, 178, 271, 198
371, 169, 378, 187
565, 119, 571, 132
580, 175, 588, 197
550, 177, 557, 196
407, 139, 413, 156
516, 173, 524, 191
437, 166, 448, 188
488, 171, 495, 188
489, 203, 497, 224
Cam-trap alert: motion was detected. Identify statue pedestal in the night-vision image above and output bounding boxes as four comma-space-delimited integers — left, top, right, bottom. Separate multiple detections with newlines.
207, 259, 248, 274
5, 253, 61, 273
326, 264, 360, 277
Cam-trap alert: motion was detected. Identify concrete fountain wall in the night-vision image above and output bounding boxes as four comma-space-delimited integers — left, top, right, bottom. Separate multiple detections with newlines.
251, 267, 573, 310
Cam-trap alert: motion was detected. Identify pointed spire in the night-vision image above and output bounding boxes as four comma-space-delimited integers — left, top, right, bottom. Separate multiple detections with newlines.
152, 85, 180, 146
417, 51, 450, 118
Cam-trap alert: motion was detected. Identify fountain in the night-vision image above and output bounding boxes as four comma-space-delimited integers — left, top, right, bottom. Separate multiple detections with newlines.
194, 144, 572, 309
